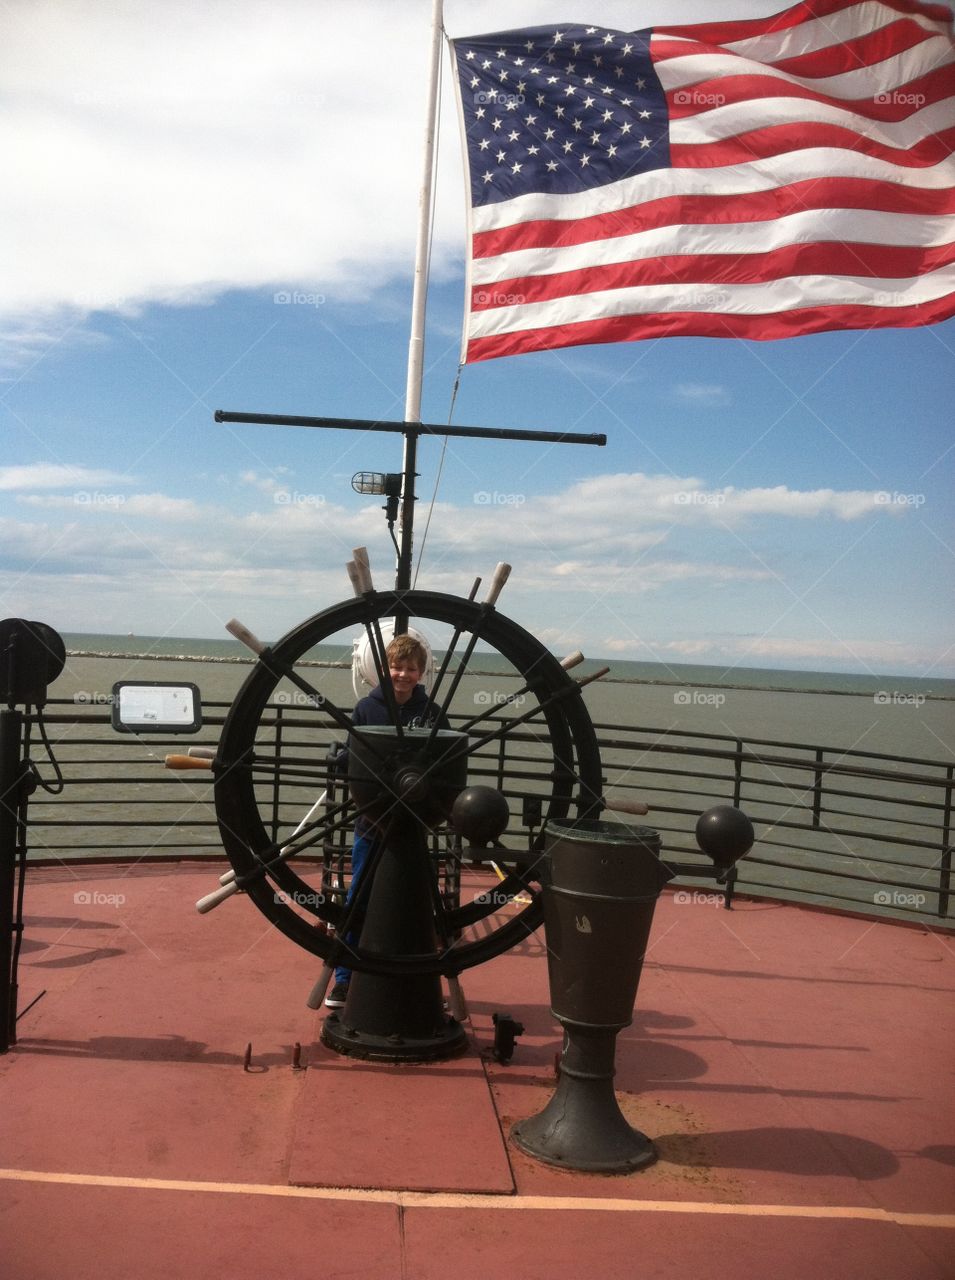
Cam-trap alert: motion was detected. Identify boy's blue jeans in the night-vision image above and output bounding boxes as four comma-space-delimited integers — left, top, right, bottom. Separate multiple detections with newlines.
334, 830, 373, 986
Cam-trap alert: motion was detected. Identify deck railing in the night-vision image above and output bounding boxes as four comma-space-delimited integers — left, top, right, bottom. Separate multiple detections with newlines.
17, 699, 954, 927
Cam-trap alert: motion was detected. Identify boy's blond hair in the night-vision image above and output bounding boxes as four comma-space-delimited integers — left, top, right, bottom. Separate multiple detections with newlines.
386, 634, 427, 672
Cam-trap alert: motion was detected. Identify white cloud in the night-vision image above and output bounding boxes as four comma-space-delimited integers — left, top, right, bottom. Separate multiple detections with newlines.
2, 3, 453, 324
718, 485, 894, 521
660, 635, 933, 670
544, 557, 769, 592
0, 315, 111, 374
674, 383, 730, 405
0, 463, 132, 490
17, 492, 204, 519
439, 475, 911, 554
121, 494, 206, 519
239, 469, 292, 494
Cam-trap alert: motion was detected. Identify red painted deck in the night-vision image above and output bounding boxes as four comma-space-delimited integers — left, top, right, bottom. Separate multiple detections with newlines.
2, 862, 953, 1279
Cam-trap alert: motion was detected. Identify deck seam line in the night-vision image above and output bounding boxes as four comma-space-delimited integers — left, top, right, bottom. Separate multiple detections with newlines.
1, 1168, 952, 1227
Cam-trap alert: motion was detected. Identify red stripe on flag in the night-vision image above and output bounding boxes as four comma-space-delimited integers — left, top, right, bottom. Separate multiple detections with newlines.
669, 122, 955, 169
470, 242, 955, 312
650, 20, 938, 82
465, 292, 955, 362
664, 62, 955, 122
471, 180, 955, 260
757, 18, 937, 79
655, 0, 954, 46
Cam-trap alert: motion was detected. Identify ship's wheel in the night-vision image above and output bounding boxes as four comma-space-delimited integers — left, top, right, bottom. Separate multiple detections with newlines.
213, 586, 604, 981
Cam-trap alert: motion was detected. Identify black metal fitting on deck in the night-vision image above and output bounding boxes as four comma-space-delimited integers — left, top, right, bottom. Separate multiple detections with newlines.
491, 1012, 524, 1064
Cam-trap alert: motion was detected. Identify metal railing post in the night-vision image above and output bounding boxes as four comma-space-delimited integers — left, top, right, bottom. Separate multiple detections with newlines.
270, 704, 284, 847
732, 739, 743, 808
939, 764, 952, 918
811, 748, 824, 829
722, 865, 737, 910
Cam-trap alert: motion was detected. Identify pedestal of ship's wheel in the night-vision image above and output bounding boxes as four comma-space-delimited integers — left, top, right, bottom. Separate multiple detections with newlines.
321, 725, 469, 1063
320, 830, 467, 1062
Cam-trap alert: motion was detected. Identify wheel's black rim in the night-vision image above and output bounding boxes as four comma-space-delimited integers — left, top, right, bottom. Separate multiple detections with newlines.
214, 590, 603, 976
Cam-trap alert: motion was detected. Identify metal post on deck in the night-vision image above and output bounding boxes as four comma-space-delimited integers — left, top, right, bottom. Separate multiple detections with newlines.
0, 618, 66, 1051
0, 707, 24, 1052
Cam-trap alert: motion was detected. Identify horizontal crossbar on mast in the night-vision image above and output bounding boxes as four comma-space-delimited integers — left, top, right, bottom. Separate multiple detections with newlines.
214, 410, 606, 448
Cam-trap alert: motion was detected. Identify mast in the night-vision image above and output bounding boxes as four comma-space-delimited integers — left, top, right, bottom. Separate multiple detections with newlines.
398, 0, 444, 593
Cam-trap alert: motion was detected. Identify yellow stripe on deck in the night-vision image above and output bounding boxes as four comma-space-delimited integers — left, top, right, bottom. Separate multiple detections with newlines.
0, 1168, 952, 1229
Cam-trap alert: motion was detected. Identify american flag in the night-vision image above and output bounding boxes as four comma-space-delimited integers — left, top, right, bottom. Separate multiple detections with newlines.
450, 0, 955, 363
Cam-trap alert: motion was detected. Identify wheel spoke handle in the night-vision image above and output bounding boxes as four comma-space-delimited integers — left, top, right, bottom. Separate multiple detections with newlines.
602, 794, 651, 817
164, 754, 212, 771
305, 964, 336, 1010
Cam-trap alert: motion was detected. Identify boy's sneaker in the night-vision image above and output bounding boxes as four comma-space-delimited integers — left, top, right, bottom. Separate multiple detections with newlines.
324, 981, 349, 1009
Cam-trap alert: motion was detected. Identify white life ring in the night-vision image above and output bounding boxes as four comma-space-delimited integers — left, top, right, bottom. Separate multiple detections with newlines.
351, 623, 435, 698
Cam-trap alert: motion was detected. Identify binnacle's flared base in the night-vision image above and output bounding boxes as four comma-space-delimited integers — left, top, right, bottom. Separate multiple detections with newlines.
320, 1013, 468, 1062
511, 1025, 657, 1174
510, 1080, 656, 1173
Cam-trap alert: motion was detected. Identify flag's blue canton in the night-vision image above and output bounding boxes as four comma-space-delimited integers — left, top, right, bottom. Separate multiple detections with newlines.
454, 25, 669, 208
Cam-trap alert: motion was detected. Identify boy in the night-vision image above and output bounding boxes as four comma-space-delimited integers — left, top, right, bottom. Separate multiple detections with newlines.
325, 633, 447, 1007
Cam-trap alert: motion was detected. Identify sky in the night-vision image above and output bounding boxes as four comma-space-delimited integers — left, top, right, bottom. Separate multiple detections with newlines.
2, 0, 954, 678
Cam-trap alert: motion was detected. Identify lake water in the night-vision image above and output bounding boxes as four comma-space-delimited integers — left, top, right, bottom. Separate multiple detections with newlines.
57, 631, 955, 761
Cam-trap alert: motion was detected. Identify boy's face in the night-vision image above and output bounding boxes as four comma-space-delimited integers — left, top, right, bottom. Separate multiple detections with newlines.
389, 659, 422, 704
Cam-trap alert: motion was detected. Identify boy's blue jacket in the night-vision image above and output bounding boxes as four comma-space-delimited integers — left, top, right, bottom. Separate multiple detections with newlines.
351, 683, 447, 730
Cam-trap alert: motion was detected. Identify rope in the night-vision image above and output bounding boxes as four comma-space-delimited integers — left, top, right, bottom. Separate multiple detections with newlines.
414, 365, 462, 587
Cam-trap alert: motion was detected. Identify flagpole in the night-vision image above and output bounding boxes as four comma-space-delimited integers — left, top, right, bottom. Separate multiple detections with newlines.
398, 0, 444, 593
